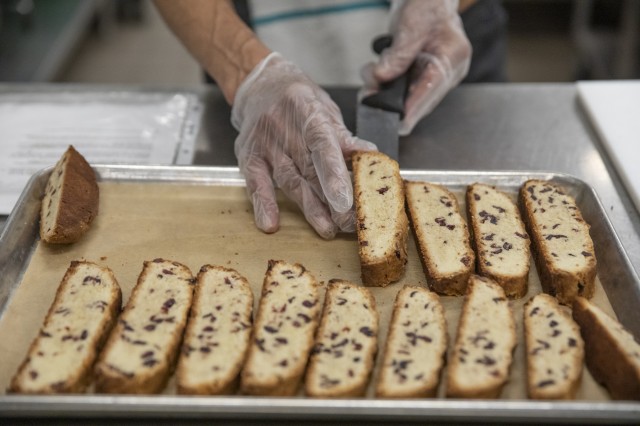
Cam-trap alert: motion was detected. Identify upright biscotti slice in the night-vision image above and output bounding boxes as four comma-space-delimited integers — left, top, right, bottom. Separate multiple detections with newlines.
572, 297, 640, 400
467, 183, 531, 298
446, 275, 516, 399
94, 259, 194, 394
40, 145, 99, 244
9, 261, 121, 394
177, 266, 254, 395
240, 260, 321, 396
524, 294, 584, 399
305, 280, 378, 397
375, 285, 447, 398
519, 180, 597, 304
353, 151, 408, 287
405, 181, 474, 296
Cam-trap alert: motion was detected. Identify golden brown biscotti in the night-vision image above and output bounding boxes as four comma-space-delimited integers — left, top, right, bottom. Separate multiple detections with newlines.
405, 181, 475, 296
446, 275, 516, 399
9, 261, 121, 394
40, 145, 99, 244
519, 180, 597, 304
524, 294, 584, 399
176, 265, 254, 395
572, 297, 640, 400
467, 183, 531, 298
375, 285, 447, 398
240, 260, 321, 396
353, 151, 408, 287
305, 279, 379, 397
94, 259, 194, 394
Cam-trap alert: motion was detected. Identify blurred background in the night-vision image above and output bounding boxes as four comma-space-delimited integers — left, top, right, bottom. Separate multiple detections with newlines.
0, 0, 638, 85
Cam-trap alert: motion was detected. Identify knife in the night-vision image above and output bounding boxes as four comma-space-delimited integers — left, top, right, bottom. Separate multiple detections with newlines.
356, 35, 409, 161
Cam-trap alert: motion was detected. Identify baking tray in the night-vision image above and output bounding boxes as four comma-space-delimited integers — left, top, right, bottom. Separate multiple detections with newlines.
0, 165, 638, 423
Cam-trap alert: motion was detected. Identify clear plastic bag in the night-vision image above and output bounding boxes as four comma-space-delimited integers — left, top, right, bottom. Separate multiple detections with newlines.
0, 89, 203, 214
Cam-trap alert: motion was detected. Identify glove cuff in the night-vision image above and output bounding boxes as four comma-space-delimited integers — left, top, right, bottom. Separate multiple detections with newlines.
231, 51, 283, 131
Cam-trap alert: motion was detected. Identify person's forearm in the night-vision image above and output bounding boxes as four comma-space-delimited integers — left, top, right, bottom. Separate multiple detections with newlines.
458, 0, 476, 12
154, 0, 271, 104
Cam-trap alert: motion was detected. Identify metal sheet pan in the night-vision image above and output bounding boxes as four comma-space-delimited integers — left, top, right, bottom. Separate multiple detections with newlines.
0, 165, 638, 423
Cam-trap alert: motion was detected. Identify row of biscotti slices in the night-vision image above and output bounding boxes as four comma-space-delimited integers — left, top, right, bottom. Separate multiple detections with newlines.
7, 259, 256, 395
9, 259, 638, 400
231, 269, 637, 400
445, 275, 586, 400
8, 259, 252, 395
380, 275, 583, 400
381, 275, 640, 401
6, 259, 373, 397
352, 151, 598, 305
452, 275, 640, 401
6, 259, 370, 397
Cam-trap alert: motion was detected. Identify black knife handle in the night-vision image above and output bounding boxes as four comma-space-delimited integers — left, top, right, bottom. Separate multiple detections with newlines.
361, 35, 408, 117
371, 34, 392, 55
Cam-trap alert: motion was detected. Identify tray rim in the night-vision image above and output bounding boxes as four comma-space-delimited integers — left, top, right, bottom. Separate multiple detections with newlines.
0, 165, 638, 422
1, 394, 639, 422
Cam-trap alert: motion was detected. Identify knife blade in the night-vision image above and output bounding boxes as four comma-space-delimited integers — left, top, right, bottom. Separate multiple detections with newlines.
356, 35, 409, 161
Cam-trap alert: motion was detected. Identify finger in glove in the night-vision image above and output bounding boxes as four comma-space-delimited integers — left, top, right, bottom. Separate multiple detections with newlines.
272, 154, 338, 239
243, 156, 280, 234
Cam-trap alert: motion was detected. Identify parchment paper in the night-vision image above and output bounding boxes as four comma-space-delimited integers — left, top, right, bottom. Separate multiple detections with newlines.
0, 182, 615, 400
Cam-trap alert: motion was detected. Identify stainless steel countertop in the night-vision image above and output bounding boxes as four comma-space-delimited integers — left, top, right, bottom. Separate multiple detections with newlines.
1, 83, 638, 277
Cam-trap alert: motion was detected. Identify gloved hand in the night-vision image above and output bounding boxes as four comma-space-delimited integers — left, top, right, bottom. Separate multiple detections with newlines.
362, 0, 472, 135
232, 52, 377, 239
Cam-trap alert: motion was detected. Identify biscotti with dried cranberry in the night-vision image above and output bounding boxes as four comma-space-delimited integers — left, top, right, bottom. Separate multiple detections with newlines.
305, 279, 379, 397
40, 145, 99, 244
519, 180, 597, 304
524, 294, 584, 399
572, 297, 640, 400
9, 261, 121, 394
446, 275, 516, 399
467, 183, 531, 298
240, 260, 321, 396
94, 259, 194, 394
375, 285, 447, 398
405, 181, 474, 296
176, 265, 253, 395
353, 151, 408, 287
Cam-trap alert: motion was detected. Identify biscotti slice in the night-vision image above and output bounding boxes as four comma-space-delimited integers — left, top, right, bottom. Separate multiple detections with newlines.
40, 145, 99, 244
519, 180, 597, 304
240, 260, 321, 396
405, 181, 474, 296
94, 259, 194, 394
305, 279, 378, 397
176, 265, 253, 395
467, 183, 531, 298
9, 261, 121, 394
572, 297, 640, 400
353, 151, 408, 287
375, 285, 447, 398
524, 294, 584, 399
446, 275, 516, 398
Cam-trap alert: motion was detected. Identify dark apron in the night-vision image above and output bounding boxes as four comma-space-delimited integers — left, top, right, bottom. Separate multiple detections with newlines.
460, 0, 508, 83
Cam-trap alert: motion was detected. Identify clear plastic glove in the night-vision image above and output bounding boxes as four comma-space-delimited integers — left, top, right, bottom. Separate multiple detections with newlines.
362, 0, 472, 135
232, 52, 377, 239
